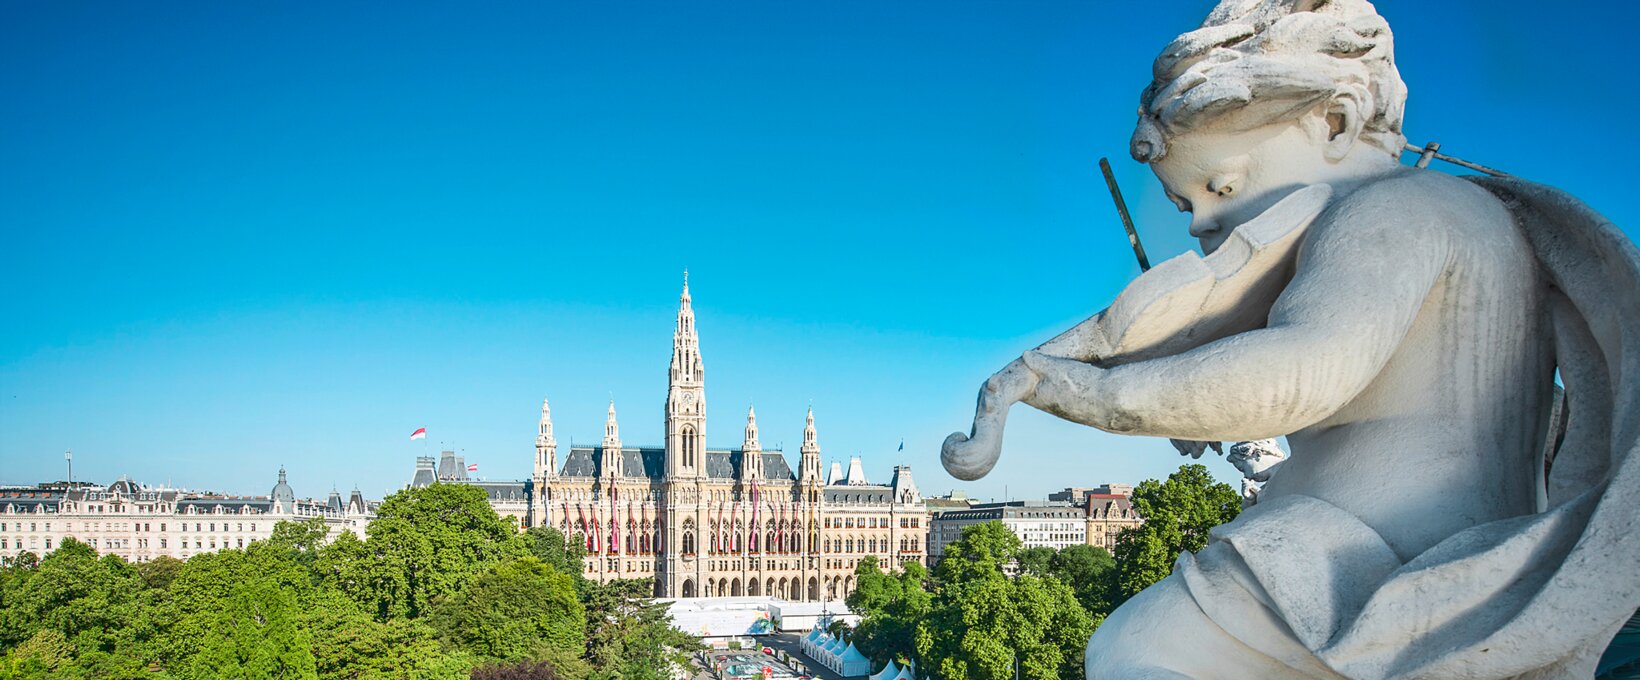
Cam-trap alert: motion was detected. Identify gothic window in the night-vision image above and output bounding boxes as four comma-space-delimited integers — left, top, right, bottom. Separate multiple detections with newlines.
682, 519, 696, 554
681, 426, 697, 468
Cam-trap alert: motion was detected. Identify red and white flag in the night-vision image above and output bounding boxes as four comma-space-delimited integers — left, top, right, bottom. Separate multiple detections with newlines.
466, 463, 478, 472
409, 427, 427, 440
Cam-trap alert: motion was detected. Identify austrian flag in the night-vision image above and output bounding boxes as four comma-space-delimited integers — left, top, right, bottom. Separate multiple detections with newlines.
410, 427, 427, 441
467, 463, 478, 472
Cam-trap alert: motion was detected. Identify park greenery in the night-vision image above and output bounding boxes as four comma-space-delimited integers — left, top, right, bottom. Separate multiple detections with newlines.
0, 484, 700, 679
846, 463, 1241, 680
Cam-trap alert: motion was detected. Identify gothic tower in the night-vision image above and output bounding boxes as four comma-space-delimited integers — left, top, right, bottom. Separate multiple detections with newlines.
741, 405, 762, 481
601, 400, 623, 478
531, 396, 557, 527
666, 273, 706, 479
800, 407, 823, 482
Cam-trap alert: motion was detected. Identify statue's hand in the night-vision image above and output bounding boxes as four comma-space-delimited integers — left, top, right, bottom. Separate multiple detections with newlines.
1171, 439, 1224, 459
942, 357, 1039, 481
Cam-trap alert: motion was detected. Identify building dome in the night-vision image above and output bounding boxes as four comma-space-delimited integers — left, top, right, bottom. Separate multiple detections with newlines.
108, 476, 141, 496
270, 467, 295, 503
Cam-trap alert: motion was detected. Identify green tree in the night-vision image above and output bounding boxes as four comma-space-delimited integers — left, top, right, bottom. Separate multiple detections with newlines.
183, 578, 317, 679
934, 521, 1022, 583
305, 590, 473, 680
363, 484, 527, 619
1014, 546, 1056, 578
517, 526, 587, 584
267, 517, 332, 554
426, 557, 585, 664
847, 557, 931, 668
0, 538, 149, 661
580, 578, 701, 679
0, 628, 74, 678
911, 523, 1093, 680
915, 571, 1090, 680
1107, 464, 1241, 606
136, 556, 185, 591
1047, 544, 1115, 621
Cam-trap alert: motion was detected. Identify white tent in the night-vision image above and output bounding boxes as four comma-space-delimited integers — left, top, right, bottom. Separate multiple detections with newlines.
869, 659, 901, 680
839, 642, 872, 676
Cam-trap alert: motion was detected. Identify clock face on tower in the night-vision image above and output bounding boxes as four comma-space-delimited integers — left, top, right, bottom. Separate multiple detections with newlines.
683, 392, 694, 404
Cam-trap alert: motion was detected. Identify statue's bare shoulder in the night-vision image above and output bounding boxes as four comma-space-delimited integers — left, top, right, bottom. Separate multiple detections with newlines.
1306, 169, 1512, 261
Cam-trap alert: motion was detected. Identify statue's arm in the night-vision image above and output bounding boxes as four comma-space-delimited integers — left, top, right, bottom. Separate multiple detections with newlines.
1021, 181, 1453, 441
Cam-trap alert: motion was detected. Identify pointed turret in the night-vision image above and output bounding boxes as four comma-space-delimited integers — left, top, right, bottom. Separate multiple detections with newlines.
666, 272, 707, 479
741, 405, 762, 480
530, 396, 559, 529
800, 407, 823, 481
602, 400, 624, 478
671, 271, 702, 385
844, 456, 869, 485
536, 396, 558, 481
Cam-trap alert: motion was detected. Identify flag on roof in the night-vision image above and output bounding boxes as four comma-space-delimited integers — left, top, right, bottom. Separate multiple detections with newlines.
410, 427, 427, 440
467, 463, 478, 471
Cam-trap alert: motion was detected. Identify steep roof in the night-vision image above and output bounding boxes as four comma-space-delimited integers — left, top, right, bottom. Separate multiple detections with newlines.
558, 446, 795, 481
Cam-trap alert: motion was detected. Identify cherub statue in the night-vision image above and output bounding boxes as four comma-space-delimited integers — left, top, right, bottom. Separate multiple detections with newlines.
1227, 438, 1285, 507
940, 0, 1640, 677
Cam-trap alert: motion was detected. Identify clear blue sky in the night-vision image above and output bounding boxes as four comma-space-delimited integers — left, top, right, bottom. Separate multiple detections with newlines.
2, 1, 1634, 502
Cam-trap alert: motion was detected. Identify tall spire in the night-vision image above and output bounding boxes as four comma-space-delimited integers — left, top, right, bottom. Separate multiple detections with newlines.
800, 407, 822, 481
667, 272, 707, 479
535, 396, 558, 482
539, 397, 556, 446
671, 271, 701, 384
741, 405, 762, 481
602, 400, 623, 478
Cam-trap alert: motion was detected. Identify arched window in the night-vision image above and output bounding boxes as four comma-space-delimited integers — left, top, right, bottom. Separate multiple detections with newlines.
682, 519, 696, 555
681, 426, 697, 468
766, 531, 775, 552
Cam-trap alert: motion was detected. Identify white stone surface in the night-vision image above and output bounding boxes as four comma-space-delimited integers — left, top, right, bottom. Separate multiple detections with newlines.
942, 0, 1640, 677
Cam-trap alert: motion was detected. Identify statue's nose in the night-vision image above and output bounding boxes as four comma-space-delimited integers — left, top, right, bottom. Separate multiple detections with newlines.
1189, 216, 1221, 238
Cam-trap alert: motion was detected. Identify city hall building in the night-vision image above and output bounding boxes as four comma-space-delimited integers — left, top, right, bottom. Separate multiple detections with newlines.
414, 278, 928, 601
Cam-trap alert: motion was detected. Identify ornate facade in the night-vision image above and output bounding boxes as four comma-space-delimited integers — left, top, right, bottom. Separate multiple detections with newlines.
0, 468, 375, 565
525, 278, 927, 601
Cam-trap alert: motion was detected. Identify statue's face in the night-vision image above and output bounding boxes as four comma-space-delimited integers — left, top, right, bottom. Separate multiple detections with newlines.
1151, 120, 1331, 254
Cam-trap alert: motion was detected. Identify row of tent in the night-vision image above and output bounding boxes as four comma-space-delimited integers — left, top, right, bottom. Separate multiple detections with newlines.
868, 658, 922, 680
799, 628, 872, 677
799, 628, 924, 679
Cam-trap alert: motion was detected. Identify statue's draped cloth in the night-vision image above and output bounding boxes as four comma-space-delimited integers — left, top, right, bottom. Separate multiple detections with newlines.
1175, 177, 1640, 679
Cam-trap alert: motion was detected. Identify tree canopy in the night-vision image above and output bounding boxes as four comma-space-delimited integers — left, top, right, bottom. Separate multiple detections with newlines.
839, 464, 1241, 680
0, 483, 698, 679
1107, 463, 1241, 606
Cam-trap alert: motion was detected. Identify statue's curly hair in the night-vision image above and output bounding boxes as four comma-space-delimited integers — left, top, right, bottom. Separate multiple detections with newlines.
1131, 0, 1406, 163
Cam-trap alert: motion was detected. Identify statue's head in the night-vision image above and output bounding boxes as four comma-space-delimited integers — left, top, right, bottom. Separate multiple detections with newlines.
1132, 0, 1406, 252
1228, 439, 1286, 481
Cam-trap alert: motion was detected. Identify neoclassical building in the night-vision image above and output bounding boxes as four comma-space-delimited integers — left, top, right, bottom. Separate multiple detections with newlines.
523, 278, 927, 601
0, 468, 375, 565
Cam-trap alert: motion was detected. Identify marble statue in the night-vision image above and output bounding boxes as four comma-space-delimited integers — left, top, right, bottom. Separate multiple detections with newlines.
1227, 439, 1285, 507
941, 0, 1640, 677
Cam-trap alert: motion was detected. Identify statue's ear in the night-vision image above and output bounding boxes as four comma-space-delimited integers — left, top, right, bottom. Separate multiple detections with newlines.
1322, 91, 1367, 162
